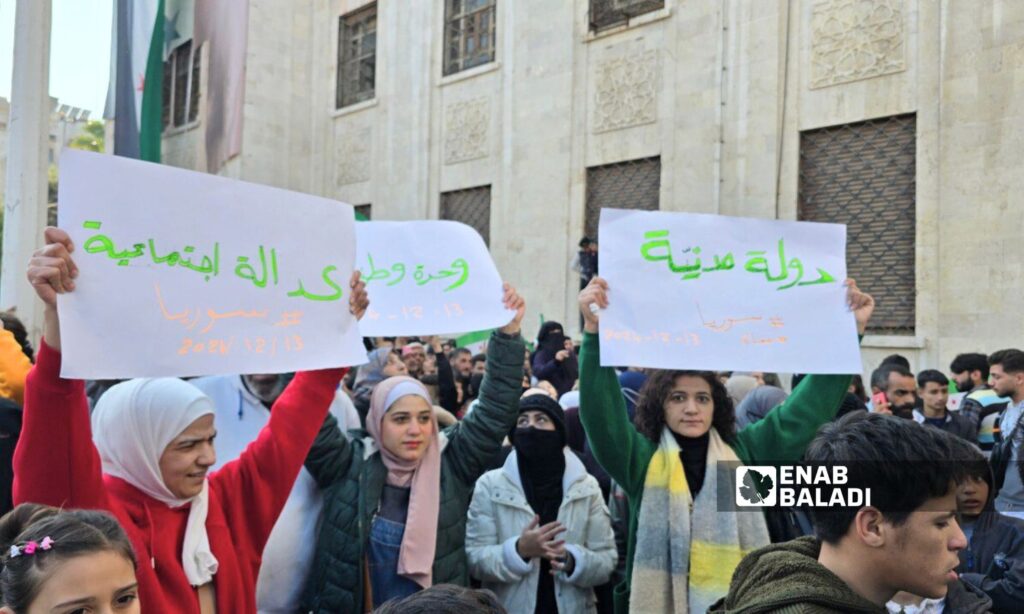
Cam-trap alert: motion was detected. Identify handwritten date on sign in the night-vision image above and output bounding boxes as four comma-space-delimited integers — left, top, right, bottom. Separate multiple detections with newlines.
178, 335, 305, 357
365, 302, 465, 321
602, 329, 789, 347
603, 329, 702, 346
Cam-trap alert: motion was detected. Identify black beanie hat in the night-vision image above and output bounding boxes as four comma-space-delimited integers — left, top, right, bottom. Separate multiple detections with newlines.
510, 393, 566, 443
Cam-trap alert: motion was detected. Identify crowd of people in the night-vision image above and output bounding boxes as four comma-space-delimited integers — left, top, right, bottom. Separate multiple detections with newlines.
0, 226, 1020, 613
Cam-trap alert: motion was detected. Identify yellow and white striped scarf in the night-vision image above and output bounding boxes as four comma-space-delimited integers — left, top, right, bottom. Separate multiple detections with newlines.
629, 427, 770, 613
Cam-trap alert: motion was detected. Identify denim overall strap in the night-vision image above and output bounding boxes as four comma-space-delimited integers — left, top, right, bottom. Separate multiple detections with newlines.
367, 514, 421, 607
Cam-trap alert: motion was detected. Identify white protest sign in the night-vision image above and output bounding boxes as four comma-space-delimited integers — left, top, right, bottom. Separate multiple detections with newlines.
57, 150, 367, 378
598, 208, 861, 373
355, 220, 513, 336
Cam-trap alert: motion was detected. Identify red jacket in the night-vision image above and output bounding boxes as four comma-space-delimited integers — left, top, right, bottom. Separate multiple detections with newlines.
13, 342, 345, 614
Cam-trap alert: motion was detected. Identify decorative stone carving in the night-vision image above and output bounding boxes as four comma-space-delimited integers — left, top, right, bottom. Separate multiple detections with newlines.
444, 98, 490, 164
810, 0, 906, 89
592, 50, 658, 133
335, 125, 372, 186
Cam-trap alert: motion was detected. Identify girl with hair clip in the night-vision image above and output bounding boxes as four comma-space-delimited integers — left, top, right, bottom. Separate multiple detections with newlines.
0, 503, 139, 614
15, 228, 369, 613
575, 276, 876, 613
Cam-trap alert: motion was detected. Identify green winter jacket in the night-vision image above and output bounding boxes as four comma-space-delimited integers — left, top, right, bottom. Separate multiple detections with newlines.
299, 331, 525, 613
708, 536, 884, 613
578, 332, 851, 613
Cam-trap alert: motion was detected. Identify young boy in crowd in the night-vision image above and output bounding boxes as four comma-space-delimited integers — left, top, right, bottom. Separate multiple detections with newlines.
711, 413, 970, 613
914, 369, 977, 442
954, 439, 1024, 612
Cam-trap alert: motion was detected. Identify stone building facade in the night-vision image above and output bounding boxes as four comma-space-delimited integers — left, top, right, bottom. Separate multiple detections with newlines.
161, 0, 1024, 376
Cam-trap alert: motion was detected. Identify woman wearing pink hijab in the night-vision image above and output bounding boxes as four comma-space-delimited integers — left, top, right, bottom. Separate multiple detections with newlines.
300, 284, 527, 613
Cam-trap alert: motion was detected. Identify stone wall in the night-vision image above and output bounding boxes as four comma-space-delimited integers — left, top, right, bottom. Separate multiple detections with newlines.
934, 1, 1024, 367
161, 0, 1024, 379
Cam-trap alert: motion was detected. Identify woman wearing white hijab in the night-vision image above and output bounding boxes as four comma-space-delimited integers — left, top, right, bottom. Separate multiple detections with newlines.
14, 228, 369, 614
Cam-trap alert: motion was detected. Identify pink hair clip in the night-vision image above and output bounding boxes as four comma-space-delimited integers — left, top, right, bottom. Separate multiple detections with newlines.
8, 537, 54, 559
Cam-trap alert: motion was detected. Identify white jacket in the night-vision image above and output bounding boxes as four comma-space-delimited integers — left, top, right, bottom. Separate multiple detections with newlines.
466, 448, 617, 613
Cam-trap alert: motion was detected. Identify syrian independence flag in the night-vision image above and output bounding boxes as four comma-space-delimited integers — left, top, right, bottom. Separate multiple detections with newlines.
454, 330, 492, 355
109, 0, 165, 162
107, 0, 249, 171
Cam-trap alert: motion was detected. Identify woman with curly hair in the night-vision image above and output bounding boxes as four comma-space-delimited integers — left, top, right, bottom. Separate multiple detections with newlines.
575, 277, 876, 614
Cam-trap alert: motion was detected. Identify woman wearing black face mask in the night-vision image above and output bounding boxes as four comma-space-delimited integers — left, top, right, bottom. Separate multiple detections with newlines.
466, 394, 616, 613
532, 322, 579, 399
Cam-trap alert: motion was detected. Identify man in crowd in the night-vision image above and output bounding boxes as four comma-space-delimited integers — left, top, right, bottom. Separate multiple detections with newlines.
989, 349, 1024, 519
711, 413, 969, 613
952, 352, 1009, 449
881, 354, 912, 371
571, 237, 599, 290
954, 438, 1024, 613
189, 372, 361, 613
472, 353, 487, 375
445, 346, 477, 411
571, 237, 599, 328
418, 337, 460, 413
401, 341, 427, 378
450, 347, 473, 380
915, 369, 977, 441
870, 362, 918, 419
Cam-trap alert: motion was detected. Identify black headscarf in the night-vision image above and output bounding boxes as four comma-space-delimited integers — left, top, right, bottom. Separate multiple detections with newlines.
511, 395, 567, 524
511, 395, 567, 614
536, 321, 568, 357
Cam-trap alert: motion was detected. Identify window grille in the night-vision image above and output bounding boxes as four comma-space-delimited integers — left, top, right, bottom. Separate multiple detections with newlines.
441, 186, 491, 245
589, 0, 664, 32
585, 157, 661, 240
799, 114, 917, 335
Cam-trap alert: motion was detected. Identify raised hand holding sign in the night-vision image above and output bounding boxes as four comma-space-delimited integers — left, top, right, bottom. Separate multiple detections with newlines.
354, 220, 514, 336
54, 150, 367, 378
594, 208, 863, 374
